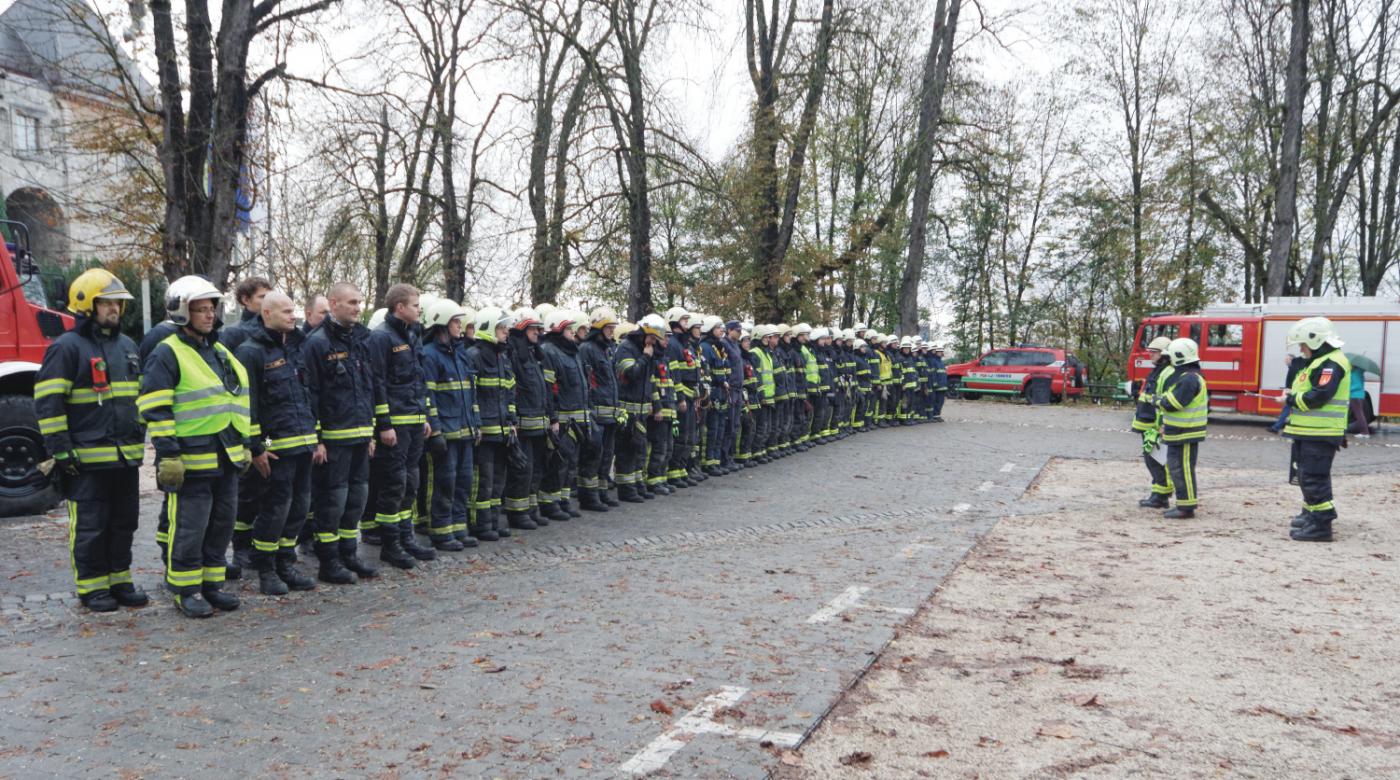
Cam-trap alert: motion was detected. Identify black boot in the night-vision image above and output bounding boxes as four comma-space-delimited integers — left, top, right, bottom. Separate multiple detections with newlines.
338, 539, 377, 579
173, 592, 213, 618
562, 499, 582, 518
80, 589, 119, 613
579, 490, 609, 512
202, 584, 240, 612
432, 533, 465, 552
1291, 511, 1311, 529
603, 489, 621, 506
618, 484, 644, 503
541, 502, 569, 522
377, 525, 416, 569
399, 520, 437, 561
255, 551, 289, 596
1291, 515, 1334, 542
508, 512, 538, 531
1138, 494, 1169, 509
316, 541, 357, 583
473, 511, 500, 542
110, 582, 149, 608
531, 506, 550, 527
1163, 507, 1195, 519
275, 551, 316, 591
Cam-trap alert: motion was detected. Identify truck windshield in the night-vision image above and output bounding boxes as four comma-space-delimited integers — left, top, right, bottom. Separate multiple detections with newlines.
1006, 351, 1056, 366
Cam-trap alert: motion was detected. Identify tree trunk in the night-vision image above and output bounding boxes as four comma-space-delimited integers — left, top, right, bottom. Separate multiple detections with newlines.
1265, 0, 1310, 298
898, 0, 962, 335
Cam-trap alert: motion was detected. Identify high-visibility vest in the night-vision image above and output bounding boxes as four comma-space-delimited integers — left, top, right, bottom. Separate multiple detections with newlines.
1283, 351, 1351, 439
755, 347, 775, 401
164, 334, 251, 470
877, 351, 892, 382
1160, 369, 1207, 443
800, 345, 820, 387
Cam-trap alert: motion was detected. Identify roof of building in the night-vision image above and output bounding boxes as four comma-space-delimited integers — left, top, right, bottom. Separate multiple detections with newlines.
0, 0, 149, 102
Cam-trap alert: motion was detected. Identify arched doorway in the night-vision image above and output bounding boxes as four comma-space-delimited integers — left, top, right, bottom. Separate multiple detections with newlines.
5, 187, 69, 267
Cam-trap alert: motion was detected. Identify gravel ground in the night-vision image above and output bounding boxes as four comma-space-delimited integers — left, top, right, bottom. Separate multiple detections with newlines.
781, 457, 1400, 780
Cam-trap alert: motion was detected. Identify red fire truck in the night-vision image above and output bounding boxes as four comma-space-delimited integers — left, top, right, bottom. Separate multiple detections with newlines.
0, 222, 72, 516
1128, 297, 1400, 422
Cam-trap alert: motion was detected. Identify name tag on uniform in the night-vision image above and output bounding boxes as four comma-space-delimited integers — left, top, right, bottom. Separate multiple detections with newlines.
393, 344, 411, 353
327, 351, 348, 361
265, 358, 287, 370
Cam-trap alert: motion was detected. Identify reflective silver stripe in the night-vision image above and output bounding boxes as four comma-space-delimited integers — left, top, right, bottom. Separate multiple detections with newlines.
173, 385, 227, 404
173, 403, 250, 422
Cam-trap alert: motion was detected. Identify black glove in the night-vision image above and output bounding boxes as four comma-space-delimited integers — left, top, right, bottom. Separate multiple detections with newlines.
427, 433, 448, 458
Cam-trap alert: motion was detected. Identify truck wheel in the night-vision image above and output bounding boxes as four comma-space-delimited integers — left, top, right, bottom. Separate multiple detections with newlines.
0, 394, 60, 517
1026, 377, 1052, 406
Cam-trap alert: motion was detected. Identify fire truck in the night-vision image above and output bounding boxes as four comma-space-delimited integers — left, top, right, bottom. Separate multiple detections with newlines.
1128, 297, 1400, 422
0, 222, 72, 516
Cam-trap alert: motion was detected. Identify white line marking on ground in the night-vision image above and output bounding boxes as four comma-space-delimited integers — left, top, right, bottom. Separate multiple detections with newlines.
865, 604, 916, 616
977, 480, 995, 492
619, 686, 802, 775
1000, 462, 1017, 473
806, 586, 869, 624
953, 502, 972, 513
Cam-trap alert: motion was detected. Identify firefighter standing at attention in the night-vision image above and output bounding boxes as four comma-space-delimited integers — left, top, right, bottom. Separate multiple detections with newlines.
1282, 317, 1351, 543
1153, 338, 1208, 519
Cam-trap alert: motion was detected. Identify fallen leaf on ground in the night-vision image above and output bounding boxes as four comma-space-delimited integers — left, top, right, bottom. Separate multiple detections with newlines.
1037, 721, 1076, 739
650, 699, 673, 715
924, 750, 950, 758
838, 751, 873, 766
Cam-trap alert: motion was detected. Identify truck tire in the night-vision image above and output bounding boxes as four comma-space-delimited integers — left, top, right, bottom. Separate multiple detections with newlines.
947, 377, 965, 400
0, 394, 60, 517
1026, 377, 1052, 406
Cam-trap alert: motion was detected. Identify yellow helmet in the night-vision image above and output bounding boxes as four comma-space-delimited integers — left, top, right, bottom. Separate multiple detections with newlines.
638, 313, 667, 338
68, 268, 133, 315
590, 306, 619, 329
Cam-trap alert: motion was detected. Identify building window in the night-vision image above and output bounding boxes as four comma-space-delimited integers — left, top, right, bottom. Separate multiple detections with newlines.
14, 113, 40, 153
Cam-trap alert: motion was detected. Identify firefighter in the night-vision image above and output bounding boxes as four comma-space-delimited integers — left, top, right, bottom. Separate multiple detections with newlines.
613, 315, 661, 501
1133, 336, 1175, 509
686, 314, 710, 483
578, 307, 621, 510
780, 325, 805, 451
303, 282, 381, 584
737, 327, 759, 465
873, 335, 894, 426
233, 291, 318, 596
1154, 338, 1208, 519
697, 315, 731, 477
219, 277, 272, 352
852, 337, 872, 432
139, 277, 250, 618
227, 276, 282, 581
721, 320, 746, 472
420, 299, 481, 550
36, 269, 146, 612
1282, 317, 1351, 543
664, 307, 701, 487
645, 320, 676, 497
930, 344, 948, 422
811, 328, 837, 442
465, 307, 518, 541
303, 294, 329, 334
503, 307, 553, 528
366, 284, 437, 567
540, 308, 588, 519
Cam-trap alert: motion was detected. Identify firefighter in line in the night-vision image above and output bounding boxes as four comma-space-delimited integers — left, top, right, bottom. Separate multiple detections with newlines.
139, 277, 250, 618
930, 344, 948, 422
686, 314, 711, 483
852, 337, 872, 432
698, 315, 731, 477
793, 323, 817, 450
465, 306, 518, 541
737, 326, 760, 465
1133, 336, 1175, 509
303, 295, 329, 334
503, 307, 553, 528
721, 320, 746, 472
780, 325, 805, 453
1282, 317, 1350, 543
366, 284, 438, 567
664, 307, 700, 488
612, 316, 660, 502
539, 308, 588, 519
770, 323, 794, 457
577, 307, 621, 510
37, 269, 147, 612
420, 299, 481, 550
302, 283, 381, 585
1153, 338, 1208, 519
233, 291, 318, 596
645, 317, 676, 497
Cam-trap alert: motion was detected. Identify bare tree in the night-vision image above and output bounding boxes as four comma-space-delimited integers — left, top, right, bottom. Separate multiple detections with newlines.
1265, 0, 1310, 296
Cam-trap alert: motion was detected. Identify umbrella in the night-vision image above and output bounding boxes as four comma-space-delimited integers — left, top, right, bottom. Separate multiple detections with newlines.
1346, 352, 1381, 377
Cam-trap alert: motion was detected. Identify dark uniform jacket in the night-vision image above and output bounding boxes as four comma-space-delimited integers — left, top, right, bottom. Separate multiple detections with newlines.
235, 320, 318, 457
138, 320, 179, 365
579, 331, 619, 424
218, 307, 261, 352
665, 330, 700, 404
421, 335, 481, 439
35, 315, 144, 468
614, 333, 655, 417
507, 330, 553, 436
540, 333, 589, 424
465, 337, 516, 441
303, 317, 382, 446
699, 335, 730, 403
369, 313, 436, 433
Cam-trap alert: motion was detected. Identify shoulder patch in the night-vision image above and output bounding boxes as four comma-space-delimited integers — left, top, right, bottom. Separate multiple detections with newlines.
327, 351, 348, 361
1319, 368, 1334, 384
392, 343, 411, 353
265, 358, 287, 371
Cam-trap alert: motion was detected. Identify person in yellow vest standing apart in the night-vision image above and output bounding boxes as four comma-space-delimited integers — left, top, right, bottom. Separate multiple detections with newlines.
1133, 336, 1175, 509
139, 277, 252, 618
1153, 338, 1207, 519
1282, 317, 1351, 542
35, 269, 147, 612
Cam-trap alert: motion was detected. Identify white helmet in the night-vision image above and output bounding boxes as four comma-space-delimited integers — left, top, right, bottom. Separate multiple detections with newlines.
368, 307, 388, 330
1147, 336, 1172, 352
701, 314, 724, 334
854, 338, 868, 350
792, 323, 812, 338
474, 306, 515, 344
535, 302, 556, 316
841, 328, 855, 341
164, 275, 222, 326
663, 306, 690, 326
545, 307, 580, 333
776, 322, 790, 337
615, 321, 637, 339
424, 299, 468, 330
638, 313, 667, 338
931, 343, 944, 352
512, 306, 543, 330
590, 306, 619, 329
900, 336, 914, 349
810, 326, 830, 341
853, 322, 868, 333
1286, 316, 1344, 350
1167, 337, 1199, 366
